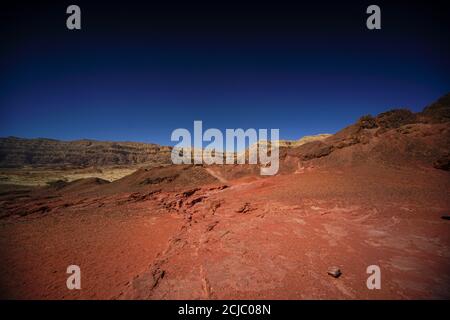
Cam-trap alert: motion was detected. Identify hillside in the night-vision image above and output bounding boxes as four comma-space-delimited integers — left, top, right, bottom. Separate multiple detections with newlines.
284, 93, 450, 170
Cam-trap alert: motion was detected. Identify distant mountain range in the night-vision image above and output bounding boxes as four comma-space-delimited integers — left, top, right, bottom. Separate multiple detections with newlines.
0, 138, 173, 167
1, 93, 449, 169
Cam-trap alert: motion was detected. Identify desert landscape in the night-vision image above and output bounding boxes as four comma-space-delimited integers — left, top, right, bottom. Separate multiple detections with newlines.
0, 93, 449, 299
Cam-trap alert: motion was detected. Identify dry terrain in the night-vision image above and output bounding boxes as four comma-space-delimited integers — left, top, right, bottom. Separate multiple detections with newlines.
0, 93, 449, 299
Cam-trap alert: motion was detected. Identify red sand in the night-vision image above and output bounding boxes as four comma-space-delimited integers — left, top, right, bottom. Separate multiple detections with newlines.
0, 164, 449, 299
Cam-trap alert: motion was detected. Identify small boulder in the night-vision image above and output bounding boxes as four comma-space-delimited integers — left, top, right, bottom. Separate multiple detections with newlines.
327, 266, 342, 278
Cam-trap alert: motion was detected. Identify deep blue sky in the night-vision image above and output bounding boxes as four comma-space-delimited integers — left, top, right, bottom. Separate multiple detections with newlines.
1, 1, 449, 145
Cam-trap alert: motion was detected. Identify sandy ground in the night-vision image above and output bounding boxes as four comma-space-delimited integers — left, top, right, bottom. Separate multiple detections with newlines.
0, 164, 449, 299
0, 201, 182, 299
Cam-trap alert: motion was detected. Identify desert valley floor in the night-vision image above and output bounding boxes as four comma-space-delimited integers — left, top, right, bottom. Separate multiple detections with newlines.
0, 163, 449, 299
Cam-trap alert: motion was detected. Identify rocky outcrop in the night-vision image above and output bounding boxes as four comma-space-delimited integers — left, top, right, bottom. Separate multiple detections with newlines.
421, 93, 450, 123
286, 93, 450, 169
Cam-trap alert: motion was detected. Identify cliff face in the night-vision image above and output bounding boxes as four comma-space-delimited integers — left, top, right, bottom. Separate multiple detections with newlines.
0, 137, 172, 167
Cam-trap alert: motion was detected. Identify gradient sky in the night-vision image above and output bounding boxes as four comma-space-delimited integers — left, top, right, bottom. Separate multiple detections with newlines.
1, 1, 449, 146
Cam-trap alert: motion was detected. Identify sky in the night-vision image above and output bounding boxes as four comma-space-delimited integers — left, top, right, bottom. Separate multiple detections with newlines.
1, 1, 449, 146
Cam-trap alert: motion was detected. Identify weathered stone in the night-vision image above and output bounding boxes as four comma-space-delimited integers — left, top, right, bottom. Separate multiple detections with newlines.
327, 266, 342, 278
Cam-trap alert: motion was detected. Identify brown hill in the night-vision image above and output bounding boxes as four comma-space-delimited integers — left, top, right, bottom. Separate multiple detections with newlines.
284, 93, 450, 170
